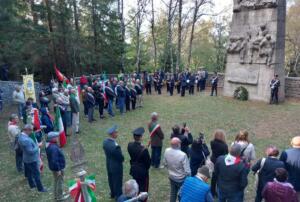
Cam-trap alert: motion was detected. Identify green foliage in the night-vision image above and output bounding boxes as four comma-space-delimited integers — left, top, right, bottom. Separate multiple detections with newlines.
234, 86, 249, 101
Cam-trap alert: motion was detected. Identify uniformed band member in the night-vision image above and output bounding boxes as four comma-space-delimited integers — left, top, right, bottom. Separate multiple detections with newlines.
128, 127, 151, 199
145, 73, 152, 95
148, 112, 164, 168
169, 76, 175, 96
270, 74, 280, 104
188, 73, 195, 95
103, 125, 124, 200
175, 72, 181, 94
157, 75, 163, 95
210, 71, 218, 96
180, 72, 187, 97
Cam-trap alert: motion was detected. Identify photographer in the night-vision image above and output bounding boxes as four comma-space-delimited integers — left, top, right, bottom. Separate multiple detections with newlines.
170, 124, 193, 157
190, 133, 210, 176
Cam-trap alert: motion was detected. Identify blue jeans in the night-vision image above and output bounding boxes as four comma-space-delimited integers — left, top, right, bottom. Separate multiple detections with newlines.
17, 103, 25, 119
108, 99, 114, 116
218, 189, 244, 202
118, 97, 125, 114
24, 162, 44, 191
16, 149, 23, 172
151, 146, 162, 168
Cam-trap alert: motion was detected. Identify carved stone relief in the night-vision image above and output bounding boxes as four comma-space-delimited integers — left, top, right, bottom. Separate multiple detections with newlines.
233, 0, 277, 12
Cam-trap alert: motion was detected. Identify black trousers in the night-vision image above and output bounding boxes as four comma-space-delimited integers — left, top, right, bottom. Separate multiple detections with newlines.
177, 84, 181, 94
197, 82, 200, 92
181, 86, 186, 97
211, 85, 217, 96
166, 83, 170, 92
189, 85, 194, 95
108, 171, 123, 199
270, 89, 279, 104
131, 98, 136, 110
169, 86, 174, 96
24, 162, 44, 191
146, 84, 152, 94
98, 100, 104, 117
126, 97, 131, 111
157, 86, 162, 95
134, 176, 149, 193
154, 82, 157, 91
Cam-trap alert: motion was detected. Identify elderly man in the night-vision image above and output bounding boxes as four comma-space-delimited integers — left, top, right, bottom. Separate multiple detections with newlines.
103, 125, 124, 200
180, 165, 213, 202
280, 136, 300, 201
46, 132, 68, 201
18, 124, 47, 192
163, 137, 191, 202
117, 179, 148, 202
128, 127, 151, 196
12, 85, 25, 119
86, 87, 96, 123
134, 79, 143, 108
7, 114, 23, 172
215, 143, 248, 202
69, 89, 80, 135
148, 112, 164, 168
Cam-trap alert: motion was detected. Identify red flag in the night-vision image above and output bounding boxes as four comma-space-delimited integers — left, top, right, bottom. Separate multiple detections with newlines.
55, 107, 67, 147
33, 109, 41, 132
54, 65, 70, 84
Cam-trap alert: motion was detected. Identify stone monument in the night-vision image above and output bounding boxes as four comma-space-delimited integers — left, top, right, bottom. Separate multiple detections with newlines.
223, 0, 286, 102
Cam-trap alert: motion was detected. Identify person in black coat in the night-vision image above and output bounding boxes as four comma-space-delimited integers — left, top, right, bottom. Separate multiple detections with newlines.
130, 85, 137, 110
145, 73, 152, 95
128, 127, 151, 198
210, 72, 218, 96
215, 144, 248, 201
45, 132, 67, 201
252, 145, 285, 202
40, 107, 54, 134
103, 125, 124, 200
189, 133, 210, 176
169, 76, 175, 96
210, 129, 229, 197
125, 84, 131, 112
180, 72, 188, 97
94, 85, 105, 119
170, 124, 193, 157
188, 74, 195, 95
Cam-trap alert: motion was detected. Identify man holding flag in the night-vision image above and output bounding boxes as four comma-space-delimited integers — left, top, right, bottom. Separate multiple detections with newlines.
148, 112, 164, 168
18, 124, 47, 192
54, 106, 67, 147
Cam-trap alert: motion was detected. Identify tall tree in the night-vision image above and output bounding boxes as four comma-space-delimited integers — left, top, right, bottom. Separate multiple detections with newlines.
118, 0, 125, 72
176, 0, 183, 70
151, 0, 157, 69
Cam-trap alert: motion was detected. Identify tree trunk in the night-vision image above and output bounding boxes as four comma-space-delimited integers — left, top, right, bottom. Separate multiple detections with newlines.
136, 0, 141, 73
44, 0, 57, 65
188, 1, 199, 67
91, 0, 98, 52
176, 0, 183, 70
118, 0, 125, 72
72, 0, 80, 33
165, 0, 173, 72
30, 0, 38, 25
151, 0, 157, 69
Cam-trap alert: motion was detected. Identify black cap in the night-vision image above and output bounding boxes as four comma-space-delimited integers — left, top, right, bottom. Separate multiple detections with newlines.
132, 127, 145, 136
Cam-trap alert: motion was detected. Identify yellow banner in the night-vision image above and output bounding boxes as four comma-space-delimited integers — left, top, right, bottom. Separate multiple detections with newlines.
23, 74, 36, 102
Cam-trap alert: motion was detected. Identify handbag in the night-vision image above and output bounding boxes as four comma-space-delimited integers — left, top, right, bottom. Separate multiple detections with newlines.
202, 151, 214, 176
255, 157, 266, 188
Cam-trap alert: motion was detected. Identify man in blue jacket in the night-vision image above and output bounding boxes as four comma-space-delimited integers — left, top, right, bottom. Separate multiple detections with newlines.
103, 125, 124, 200
18, 124, 47, 192
46, 132, 68, 201
180, 165, 213, 202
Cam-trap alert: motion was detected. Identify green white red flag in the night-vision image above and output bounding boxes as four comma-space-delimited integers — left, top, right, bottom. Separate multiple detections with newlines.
68, 174, 96, 202
54, 107, 67, 147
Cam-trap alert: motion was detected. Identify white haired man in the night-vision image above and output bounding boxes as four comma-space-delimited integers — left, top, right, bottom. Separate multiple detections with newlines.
117, 179, 148, 202
163, 137, 191, 202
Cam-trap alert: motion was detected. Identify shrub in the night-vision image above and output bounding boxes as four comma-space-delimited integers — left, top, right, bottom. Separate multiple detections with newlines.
234, 86, 249, 101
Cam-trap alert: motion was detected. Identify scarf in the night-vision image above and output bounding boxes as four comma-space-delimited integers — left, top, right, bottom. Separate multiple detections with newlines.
224, 154, 241, 166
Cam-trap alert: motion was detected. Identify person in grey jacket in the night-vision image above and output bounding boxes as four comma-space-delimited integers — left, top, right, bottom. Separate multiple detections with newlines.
69, 89, 80, 135
18, 124, 47, 192
103, 125, 124, 200
163, 137, 191, 202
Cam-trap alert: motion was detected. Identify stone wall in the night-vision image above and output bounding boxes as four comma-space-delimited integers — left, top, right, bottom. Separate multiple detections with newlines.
285, 77, 300, 98
0, 81, 41, 104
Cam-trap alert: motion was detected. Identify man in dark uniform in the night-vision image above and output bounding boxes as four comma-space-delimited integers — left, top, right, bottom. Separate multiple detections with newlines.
210, 71, 218, 96
130, 84, 137, 110
169, 75, 175, 96
105, 82, 115, 117
128, 127, 151, 198
157, 75, 163, 95
125, 83, 131, 112
270, 74, 280, 104
145, 73, 152, 95
188, 73, 195, 95
180, 71, 187, 97
103, 125, 124, 200
175, 71, 181, 94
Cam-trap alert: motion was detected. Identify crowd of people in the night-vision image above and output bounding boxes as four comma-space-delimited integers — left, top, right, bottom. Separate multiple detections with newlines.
5, 69, 299, 202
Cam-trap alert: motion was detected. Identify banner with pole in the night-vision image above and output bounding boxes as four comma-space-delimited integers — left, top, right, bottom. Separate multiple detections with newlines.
23, 74, 36, 102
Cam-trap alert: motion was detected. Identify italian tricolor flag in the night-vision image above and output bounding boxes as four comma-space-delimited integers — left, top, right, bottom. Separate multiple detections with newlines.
68, 174, 96, 202
54, 107, 67, 147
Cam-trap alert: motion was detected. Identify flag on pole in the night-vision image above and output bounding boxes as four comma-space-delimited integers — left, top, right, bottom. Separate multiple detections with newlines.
54, 107, 67, 147
68, 174, 96, 202
33, 108, 41, 132
54, 65, 70, 84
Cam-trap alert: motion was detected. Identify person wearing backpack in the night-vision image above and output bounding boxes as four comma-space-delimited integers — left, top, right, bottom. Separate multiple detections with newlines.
233, 130, 256, 169
252, 145, 285, 202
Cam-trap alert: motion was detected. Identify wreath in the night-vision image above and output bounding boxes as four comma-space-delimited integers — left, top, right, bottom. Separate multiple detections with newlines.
234, 86, 249, 101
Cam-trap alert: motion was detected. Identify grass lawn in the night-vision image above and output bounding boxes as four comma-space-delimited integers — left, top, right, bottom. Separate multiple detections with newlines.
0, 91, 300, 202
